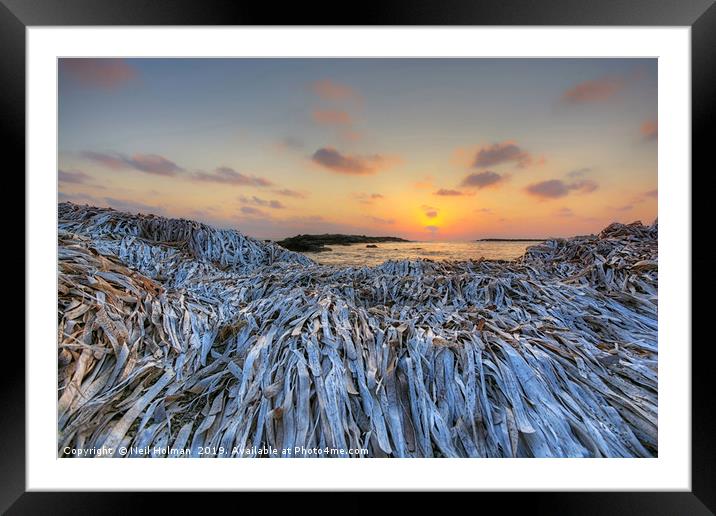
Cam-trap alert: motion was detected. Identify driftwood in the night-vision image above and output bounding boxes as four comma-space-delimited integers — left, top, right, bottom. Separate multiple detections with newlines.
57, 202, 657, 458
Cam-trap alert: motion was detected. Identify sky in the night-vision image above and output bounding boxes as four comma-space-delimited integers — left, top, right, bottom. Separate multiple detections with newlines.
58, 58, 657, 240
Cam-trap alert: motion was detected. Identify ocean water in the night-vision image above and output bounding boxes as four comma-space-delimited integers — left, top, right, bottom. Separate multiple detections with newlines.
311, 240, 540, 268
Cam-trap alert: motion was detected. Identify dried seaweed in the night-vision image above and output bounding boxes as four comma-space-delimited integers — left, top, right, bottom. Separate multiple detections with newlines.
57, 203, 657, 458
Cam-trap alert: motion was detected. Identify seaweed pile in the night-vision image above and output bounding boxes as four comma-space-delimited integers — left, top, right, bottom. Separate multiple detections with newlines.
57, 203, 658, 458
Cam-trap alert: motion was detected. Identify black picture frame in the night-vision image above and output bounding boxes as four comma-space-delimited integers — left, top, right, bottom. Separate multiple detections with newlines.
5, 0, 714, 512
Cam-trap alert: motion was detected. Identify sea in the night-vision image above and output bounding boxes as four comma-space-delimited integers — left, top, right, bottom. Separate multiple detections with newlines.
311, 240, 541, 268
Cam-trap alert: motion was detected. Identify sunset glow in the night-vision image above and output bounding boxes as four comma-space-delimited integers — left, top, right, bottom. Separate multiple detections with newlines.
58, 58, 657, 240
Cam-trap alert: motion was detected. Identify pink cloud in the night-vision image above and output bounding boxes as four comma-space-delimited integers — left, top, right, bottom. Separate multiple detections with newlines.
193, 167, 273, 187
353, 192, 384, 204
526, 180, 569, 198
240, 206, 269, 217
340, 130, 363, 142
238, 195, 285, 209
276, 137, 304, 150
58, 169, 91, 184
472, 142, 533, 168
434, 189, 469, 196
567, 167, 592, 178
273, 188, 307, 198
422, 205, 438, 218
555, 207, 575, 218
413, 177, 434, 190
641, 119, 658, 141
311, 147, 389, 175
369, 216, 395, 225
80, 151, 126, 170
312, 110, 352, 126
526, 178, 600, 199
311, 79, 361, 103
61, 59, 138, 89
128, 154, 182, 175
80, 151, 182, 176
570, 179, 599, 194
460, 171, 504, 189
561, 76, 624, 104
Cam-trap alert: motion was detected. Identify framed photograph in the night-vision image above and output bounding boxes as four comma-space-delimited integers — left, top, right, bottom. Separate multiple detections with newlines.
7, 0, 714, 511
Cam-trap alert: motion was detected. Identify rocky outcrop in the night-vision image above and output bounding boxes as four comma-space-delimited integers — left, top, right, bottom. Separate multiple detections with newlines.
276, 233, 409, 253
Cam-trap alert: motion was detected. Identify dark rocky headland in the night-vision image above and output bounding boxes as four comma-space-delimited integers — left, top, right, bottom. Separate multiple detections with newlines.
276, 233, 409, 252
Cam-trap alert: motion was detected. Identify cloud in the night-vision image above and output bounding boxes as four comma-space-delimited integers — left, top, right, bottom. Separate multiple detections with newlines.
311, 107, 360, 142
561, 76, 624, 104
193, 167, 273, 187
369, 216, 395, 225
340, 130, 363, 142
460, 171, 504, 189
570, 179, 599, 194
58, 192, 100, 205
475, 208, 492, 214
353, 192, 384, 204
312, 110, 352, 126
311, 79, 361, 103
238, 195, 285, 209
425, 225, 439, 234
60, 58, 138, 89
188, 207, 219, 220
240, 206, 269, 217
629, 188, 658, 205
311, 147, 388, 175
526, 178, 599, 199
58, 169, 91, 184
434, 188, 468, 196
60, 192, 165, 215
126, 155, 182, 175
413, 176, 434, 190
80, 151, 126, 170
104, 197, 165, 215
567, 167, 592, 178
293, 215, 324, 223
81, 151, 182, 176
273, 188, 307, 198
472, 142, 532, 168
641, 119, 658, 141
614, 204, 634, 212
422, 205, 438, 218
555, 207, 575, 218
276, 137, 305, 150
526, 180, 570, 198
